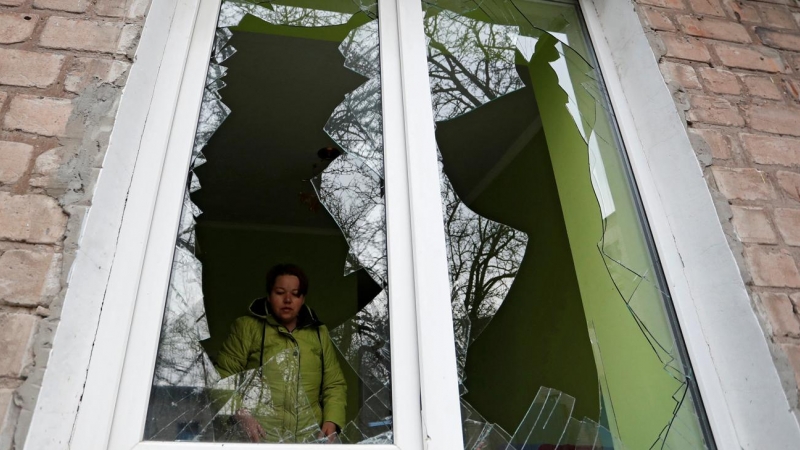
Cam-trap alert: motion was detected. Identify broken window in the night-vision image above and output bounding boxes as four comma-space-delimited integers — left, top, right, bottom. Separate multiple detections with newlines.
420, 0, 714, 449
145, 0, 393, 443
141, 0, 713, 447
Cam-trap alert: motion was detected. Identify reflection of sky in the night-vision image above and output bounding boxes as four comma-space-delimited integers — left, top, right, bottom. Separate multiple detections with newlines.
517, 33, 615, 219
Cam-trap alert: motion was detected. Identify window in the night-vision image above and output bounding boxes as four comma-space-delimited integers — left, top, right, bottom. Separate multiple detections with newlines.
54, 0, 726, 448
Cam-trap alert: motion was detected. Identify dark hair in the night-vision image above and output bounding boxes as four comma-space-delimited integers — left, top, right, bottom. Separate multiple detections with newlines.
265, 263, 309, 296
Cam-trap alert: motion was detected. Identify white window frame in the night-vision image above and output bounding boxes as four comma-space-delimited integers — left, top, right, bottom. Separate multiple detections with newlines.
23, 0, 800, 449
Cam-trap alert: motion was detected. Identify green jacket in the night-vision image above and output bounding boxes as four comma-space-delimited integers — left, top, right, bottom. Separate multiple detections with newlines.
215, 299, 347, 442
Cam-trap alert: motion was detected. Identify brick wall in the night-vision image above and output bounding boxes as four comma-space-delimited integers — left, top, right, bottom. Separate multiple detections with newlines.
635, 0, 800, 415
0, 0, 148, 449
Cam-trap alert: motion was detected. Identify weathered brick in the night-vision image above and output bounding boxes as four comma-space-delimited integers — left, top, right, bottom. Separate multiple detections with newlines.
95, 0, 126, 17
790, 54, 800, 73
0, 141, 34, 185
0, 313, 37, 377
0, 249, 57, 306
744, 104, 800, 137
713, 167, 774, 200
678, 15, 751, 43
661, 61, 702, 89
698, 67, 741, 94
687, 94, 744, 126
745, 247, 800, 287
0, 0, 25, 5
127, 0, 149, 19
690, 128, 731, 158
116, 24, 142, 57
33, 0, 88, 13
65, 58, 130, 94
0, 13, 38, 45
713, 43, 787, 72
0, 49, 65, 89
742, 133, 800, 166
756, 27, 800, 51
0, 192, 67, 244
722, 0, 761, 23
777, 170, 800, 202
0, 92, 6, 108
688, 0, 725, 16
761, 292, 800, 335
660, 33, 712, 61
741, 74, 783, 99
40, 17, 123, 54
29, 147, 65, 189
643, 7, 677, 31
760, 5, 797, 29
731, 206, 777, 243
638, 0, 686, 9
794, 11, 800, 29
3, 95, 72, 137
786, 78, 800, 103
775, 208, 800, 246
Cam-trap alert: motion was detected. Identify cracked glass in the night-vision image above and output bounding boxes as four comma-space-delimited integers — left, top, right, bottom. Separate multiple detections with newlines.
419, 0, 713, 449
145, 0, 393, 443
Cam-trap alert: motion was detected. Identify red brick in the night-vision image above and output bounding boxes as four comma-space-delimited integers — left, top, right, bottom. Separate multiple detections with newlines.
775, 208, 800, 245
722, 0, 761, 23
0, 49, 65, 89
777, 170, 800, 201
661, 61, 702, 89
741, 74, 783, 99
638, 0, 687, 9
687, 94, 744, 125
0, 313, 37, 377
688, 0, 725, 16
761, 292, 800, 335
786, 79, 800, 102
39, 17, 123, 54
698, 67, 741, 94
65, 57, 129, 94
690, 128, 732, 158
731, 206, 777, 243
744, 104, 800, 137
713, 42, 787, 72
32, 0, 88, 13
0, 141, 34, 185
678, 15, 752, 43
0, 192, 67, 244
0, 249, 57, 306
745, 247, 800, 287
755, 27, 800, 51
660, 33, 712, 61
3, 95, 72, 137
643, 7, 677, 31
712, 167, 774, 199
742, 133, 800, 166
0, 13, 38, 45
760, 5, 797, 29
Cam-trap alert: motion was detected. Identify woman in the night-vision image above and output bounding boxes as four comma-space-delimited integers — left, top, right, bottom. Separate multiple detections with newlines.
215, 264, 347, 443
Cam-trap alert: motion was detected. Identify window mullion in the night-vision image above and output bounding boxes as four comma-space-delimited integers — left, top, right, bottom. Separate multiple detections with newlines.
391, 0, 464, 448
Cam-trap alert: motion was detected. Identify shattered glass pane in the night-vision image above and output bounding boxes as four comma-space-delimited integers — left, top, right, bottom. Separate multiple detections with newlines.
146, 0, 394, 443
421, 0, 712, 449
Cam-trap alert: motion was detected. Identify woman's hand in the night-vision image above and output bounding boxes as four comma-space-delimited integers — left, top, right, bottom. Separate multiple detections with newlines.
319, 421, 338, 442
235, 409, 267, 442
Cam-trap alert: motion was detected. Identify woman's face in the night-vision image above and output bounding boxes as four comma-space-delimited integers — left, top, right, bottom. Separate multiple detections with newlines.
268, 274, 305, 328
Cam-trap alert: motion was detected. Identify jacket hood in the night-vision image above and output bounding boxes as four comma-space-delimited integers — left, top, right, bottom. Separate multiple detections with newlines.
248, 297, 323, 329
